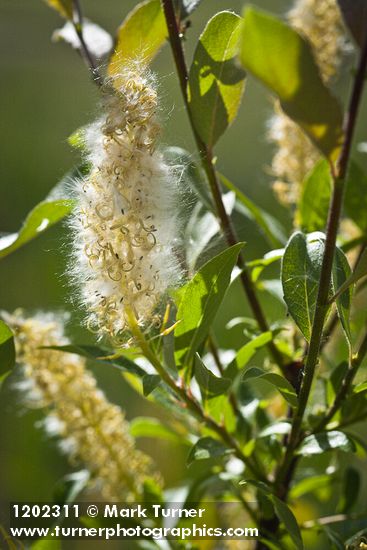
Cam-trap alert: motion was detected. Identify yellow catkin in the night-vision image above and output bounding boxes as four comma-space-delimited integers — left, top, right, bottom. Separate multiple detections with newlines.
5, 310, 157, 501
269, 0, 345, 206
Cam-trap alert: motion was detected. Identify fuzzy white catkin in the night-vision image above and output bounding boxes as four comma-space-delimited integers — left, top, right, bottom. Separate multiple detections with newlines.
269, 0, 346, 206
4, 310, 157, 501
70, 68, 181, 342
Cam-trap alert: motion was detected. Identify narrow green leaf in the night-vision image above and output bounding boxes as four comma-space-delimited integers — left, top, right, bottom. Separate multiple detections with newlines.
0, 320, 15, 382
337, 0, 367, 47
130, 417, 183, 443
108, 0, 167, 74
194, 354, 231, 400
187, 437, 231, 466
240, 367, 298, 407
290, 474, 332, 499
272, 496, 304, 550
188, 11, 246, 147
237, 333, 273, 368
247, 249, 284, 283
43, 0, 72, 19
0, 200, 74, 260
345, 161, 367, 233
297, 160, 332, 232
259, 422, 291, 438
46, 344, 145, 377
281, 232, 325, 341
297, 431, 356, 456
338, 467, 360, 513
142, 374, 161, 396
331, 247, 367, 302
174, 243, 244, 366
332, 247, 353, 347
219, 173, 286, 247
240, 7, 343, 160
242, 480, 303, 550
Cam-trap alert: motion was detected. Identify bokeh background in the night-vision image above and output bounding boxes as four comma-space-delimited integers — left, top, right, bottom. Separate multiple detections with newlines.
1, 1, 367, 548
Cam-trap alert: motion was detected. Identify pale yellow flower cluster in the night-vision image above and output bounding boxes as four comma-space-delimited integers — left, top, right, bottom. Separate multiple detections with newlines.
71, 69, 181, 342
269, 0, 345, 206
6, 310, 155, 501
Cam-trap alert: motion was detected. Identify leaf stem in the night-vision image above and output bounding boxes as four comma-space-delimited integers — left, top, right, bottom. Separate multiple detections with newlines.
125, 307, 267, 481
274, 32, 367, 498
160, 0, 285, 373
72, 0, 102, 86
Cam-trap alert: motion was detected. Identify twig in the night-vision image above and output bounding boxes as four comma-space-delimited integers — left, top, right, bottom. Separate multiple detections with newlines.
72, 0, 102, 86
274, 29, 367, 499
302, 512, 367, 529
125, 306, 267, 482
160, 0, 286, 375
313, 330, 367, 433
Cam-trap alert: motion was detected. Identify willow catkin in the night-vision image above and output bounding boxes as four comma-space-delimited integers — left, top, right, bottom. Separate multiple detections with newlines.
4, 310, 156, 501
70, 68, 181, 342
269, 0, 346, 206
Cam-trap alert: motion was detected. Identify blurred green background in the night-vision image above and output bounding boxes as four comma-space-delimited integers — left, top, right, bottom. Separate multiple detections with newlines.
1, 1, 367, 548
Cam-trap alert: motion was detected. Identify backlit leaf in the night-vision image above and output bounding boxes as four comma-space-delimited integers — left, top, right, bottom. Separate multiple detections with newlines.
0, 200, 74, 260
174, 243, 244, 367
240, 7, 343, 160
108, 0, 167, 75
188, 11, 246, 146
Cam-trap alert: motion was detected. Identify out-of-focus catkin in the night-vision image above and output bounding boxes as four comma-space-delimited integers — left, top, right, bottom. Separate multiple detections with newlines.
5, 310, 156, 501
70, 68, 181, 342
269, 0, 345, 206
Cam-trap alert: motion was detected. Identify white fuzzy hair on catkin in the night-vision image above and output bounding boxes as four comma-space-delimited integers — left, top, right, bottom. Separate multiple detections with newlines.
69, 66, 182, 342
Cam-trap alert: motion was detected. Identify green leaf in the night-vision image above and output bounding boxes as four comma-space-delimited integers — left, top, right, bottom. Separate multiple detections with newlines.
297, 431, 356, 456
281, 232, 325, 341
240, 367, 298, 407
142, 374, 161, 396
272, 496, 304, 550
174, 243, 244, 366
290, 474, 332, 499
130, 417, 183, 443
0, 200, 74, 260
332, 247, 353, 347
338, 467, 360, 513
337, 0, 367, 47
345, 161, 367, 233
247, 249, 284, 283
43, 0, 72, 19
46, 344, 145, 377
219, 173, 286, 248
331, 248, 367, 302
188, 11, 246, 147
226, 332, 273, 380
108, 0, 167, 74
240, 7, 343, 160
0, 320, 15, 383
259, 422, 291, 438
187, 437, 231, 466
194, 354, 231, 400
242, 480, 303, 550
174, 0, 203, 19
297, 160, 332, 232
